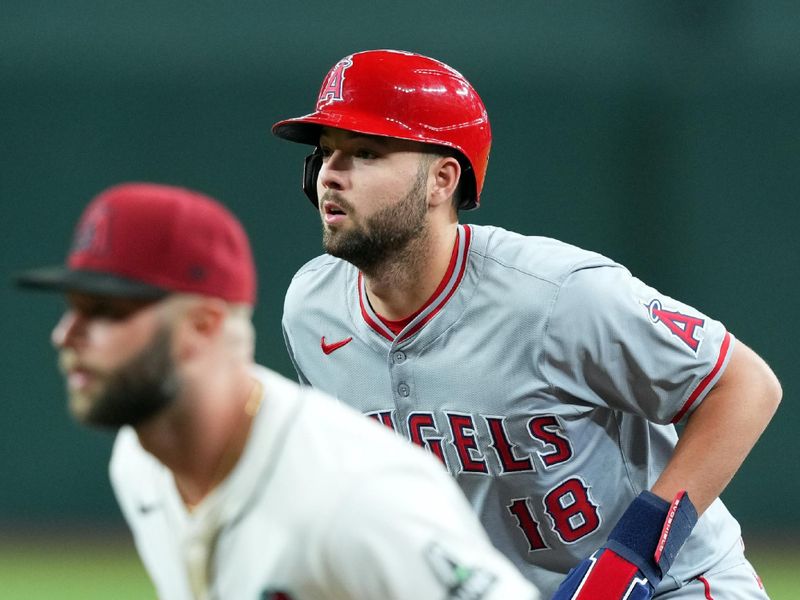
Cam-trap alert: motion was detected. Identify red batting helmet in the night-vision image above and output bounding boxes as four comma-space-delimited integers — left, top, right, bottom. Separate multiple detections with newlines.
272, 49, 491, 210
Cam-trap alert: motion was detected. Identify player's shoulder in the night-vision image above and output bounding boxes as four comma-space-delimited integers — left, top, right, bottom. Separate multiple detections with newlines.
110, 427, 153, 476
290, 380, 445, 473
291, 253, 348, 281
469, 224, 621, 285
253, 364, 382, 443
109, 426, 165, 505
285, 253, 353, 302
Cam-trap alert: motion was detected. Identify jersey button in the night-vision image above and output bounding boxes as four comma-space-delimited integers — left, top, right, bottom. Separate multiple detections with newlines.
397, 383, 410, 397
393, 351, 406, 364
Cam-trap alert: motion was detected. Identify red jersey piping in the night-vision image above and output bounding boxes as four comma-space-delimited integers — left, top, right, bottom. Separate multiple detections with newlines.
358, 225, 472, 343
672, 332, 732, 423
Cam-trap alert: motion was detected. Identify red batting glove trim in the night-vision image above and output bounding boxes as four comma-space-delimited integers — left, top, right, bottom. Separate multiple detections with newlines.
654, 490, 686, 564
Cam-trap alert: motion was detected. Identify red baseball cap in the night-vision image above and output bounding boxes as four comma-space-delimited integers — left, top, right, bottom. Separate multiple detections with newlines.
16, 183, 257, 305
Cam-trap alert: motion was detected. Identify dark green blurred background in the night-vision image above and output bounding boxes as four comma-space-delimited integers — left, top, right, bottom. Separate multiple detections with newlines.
2, 0, 798, 546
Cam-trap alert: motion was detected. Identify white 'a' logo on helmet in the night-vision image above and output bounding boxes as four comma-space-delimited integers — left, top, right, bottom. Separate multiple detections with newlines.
317, 57, 353, 105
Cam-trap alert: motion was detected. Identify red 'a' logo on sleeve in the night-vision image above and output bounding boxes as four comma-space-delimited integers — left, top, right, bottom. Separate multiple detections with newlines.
317, 57, 353, 105
645, 299, 705, 352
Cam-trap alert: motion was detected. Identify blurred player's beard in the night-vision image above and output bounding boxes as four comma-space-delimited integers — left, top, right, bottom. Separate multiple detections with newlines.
63, 325, 181, 429
321, 163, 429, 274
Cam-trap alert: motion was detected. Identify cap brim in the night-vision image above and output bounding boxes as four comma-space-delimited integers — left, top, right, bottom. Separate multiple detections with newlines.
272, 110, 441, 147
272, 115, 324, 145
15, 267, 169, 299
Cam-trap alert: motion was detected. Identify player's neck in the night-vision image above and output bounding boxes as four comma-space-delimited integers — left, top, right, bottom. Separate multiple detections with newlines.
364, 222, 458, 321
135, 369, 262, 509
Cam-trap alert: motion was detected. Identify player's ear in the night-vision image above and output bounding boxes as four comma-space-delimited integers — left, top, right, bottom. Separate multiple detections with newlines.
428, 156, 461, 209
172, 297, 228, 360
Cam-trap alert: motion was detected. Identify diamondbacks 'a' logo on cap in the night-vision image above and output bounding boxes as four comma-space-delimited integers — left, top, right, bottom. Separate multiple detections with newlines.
71, 202, 112, 257
318, 57, 353, 105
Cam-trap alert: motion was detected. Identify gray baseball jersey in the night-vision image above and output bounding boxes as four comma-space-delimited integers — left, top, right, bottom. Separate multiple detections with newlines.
110, 364, 539, 600
282, 223, 749, 597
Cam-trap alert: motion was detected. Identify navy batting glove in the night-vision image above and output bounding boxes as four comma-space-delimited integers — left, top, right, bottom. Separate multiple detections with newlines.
551, 490, 698, 600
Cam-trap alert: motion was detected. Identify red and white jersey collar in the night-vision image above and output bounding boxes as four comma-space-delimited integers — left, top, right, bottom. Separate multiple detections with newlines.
358, 225, 472, 343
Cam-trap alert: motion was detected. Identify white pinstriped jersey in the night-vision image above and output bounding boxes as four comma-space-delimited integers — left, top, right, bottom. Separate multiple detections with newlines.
110, 365, 539, 600
282, 224, 745, 597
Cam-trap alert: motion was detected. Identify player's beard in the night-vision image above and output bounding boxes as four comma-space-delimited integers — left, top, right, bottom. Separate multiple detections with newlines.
60, 325, 181, 429
321, 163, 429, 274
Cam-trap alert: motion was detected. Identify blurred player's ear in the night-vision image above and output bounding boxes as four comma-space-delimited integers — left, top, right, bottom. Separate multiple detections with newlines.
172, 296, 228, 360
428, 155, 461, 210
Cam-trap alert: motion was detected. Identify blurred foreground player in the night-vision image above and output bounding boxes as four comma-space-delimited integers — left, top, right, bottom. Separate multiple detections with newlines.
16, 182, 539, 600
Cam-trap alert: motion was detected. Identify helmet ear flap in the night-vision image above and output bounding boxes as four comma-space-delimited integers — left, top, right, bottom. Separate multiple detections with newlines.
302, 149, 323, 207
457, 161, 478, 211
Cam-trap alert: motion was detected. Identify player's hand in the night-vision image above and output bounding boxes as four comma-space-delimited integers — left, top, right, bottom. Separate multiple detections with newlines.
551, 490, 697, 600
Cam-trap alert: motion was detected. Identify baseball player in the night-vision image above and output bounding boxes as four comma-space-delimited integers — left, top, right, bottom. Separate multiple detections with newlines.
272, 50, 782, 599
16, 182, 540, 600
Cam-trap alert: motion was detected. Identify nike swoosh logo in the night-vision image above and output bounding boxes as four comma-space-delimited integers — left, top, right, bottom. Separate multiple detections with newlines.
138, 502, 160, 515
321, 336, 353, 355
